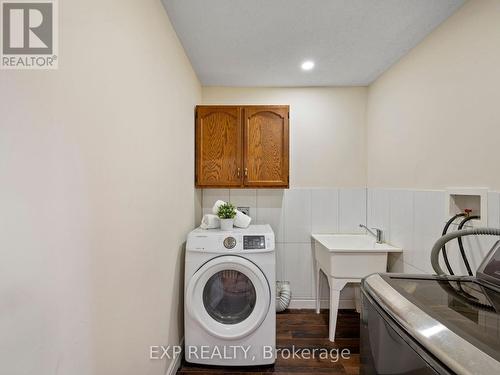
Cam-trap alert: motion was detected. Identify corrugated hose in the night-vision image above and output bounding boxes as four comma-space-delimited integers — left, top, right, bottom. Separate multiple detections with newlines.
431, 228, 500, 275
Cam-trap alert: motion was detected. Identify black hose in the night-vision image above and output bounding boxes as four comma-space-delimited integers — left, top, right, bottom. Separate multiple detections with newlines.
441, 213, 467, 275
457, 215, 480, 276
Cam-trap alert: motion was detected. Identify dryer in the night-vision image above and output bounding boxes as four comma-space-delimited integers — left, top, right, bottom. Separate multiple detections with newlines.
184, 224, 275, 366
360, 241, 500, 374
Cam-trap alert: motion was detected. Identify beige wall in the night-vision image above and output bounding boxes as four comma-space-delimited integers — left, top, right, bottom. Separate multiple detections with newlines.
202, 87, 367, 188
0, 1, 200, 375
366, 0, 500, 190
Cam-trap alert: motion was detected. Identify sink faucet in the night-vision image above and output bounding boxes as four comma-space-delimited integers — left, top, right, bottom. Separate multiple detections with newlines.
359, 224, 383, 244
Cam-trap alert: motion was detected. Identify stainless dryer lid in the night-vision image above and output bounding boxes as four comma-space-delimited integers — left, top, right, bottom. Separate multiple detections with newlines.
363, 274, 500, 375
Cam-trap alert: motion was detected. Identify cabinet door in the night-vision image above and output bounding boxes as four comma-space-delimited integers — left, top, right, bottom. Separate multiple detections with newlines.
243, 106, 289, 187
196, 106, 243, 187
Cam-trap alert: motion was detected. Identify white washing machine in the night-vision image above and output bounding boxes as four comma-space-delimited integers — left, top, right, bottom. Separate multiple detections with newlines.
184, 224, 275, 366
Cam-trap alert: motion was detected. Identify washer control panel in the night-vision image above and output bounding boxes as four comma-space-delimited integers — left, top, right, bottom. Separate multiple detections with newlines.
243, 235, 266, 250
187, 224, 275, 253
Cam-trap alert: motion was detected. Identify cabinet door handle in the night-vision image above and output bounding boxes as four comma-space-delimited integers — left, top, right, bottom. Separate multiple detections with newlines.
237, 168, 241, 178
244, 168, 248, 177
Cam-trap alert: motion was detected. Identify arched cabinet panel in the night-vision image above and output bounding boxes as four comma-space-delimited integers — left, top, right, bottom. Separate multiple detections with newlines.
243, 107, 289, 187
196, 106, 243, 187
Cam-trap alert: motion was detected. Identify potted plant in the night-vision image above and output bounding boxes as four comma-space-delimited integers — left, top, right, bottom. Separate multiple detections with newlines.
217, 202, 236, 231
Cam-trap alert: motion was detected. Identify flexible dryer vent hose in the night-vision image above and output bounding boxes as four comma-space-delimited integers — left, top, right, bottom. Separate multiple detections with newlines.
276, 281, 291, 312
431, 228, 500, 275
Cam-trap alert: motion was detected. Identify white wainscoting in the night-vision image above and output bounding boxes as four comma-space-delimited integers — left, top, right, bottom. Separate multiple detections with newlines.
368, 189, 500, 275
201, 187, 367, 308
200, 187, 500, 308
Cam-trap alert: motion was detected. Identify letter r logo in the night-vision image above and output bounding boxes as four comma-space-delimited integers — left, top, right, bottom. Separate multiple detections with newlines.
2, 1, 53, 54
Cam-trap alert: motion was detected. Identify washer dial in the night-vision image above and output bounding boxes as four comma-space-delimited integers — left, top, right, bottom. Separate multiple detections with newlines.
223, 236, 237, 249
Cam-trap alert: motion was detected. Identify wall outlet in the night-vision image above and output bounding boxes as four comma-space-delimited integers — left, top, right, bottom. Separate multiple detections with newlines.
238, 206, 250, 216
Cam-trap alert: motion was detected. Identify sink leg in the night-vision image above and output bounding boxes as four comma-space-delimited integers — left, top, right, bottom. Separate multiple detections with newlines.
329, 287, 341, 342
315, 261, 321, 314
328, 278, 348, 342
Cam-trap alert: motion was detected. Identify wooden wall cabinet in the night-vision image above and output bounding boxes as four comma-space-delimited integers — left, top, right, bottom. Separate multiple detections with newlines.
195, 105, 289, 188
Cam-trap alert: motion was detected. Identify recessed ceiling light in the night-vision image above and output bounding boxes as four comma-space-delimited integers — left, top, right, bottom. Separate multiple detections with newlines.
301, 60, 315, 71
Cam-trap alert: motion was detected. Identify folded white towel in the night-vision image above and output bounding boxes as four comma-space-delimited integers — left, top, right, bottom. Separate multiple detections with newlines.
200, 214, 220, 229
234, 210, 251, 228
212, 200, 252, 229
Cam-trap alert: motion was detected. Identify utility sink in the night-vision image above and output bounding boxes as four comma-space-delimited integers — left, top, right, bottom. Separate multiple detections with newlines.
311, 233, 402, 341
312, 234, 402, 278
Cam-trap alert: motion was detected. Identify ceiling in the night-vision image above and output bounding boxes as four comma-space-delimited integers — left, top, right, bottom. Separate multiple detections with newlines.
163, 0, 465, 87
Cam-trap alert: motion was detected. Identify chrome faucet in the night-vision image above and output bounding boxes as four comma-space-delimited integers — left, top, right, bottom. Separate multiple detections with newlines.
359, 224, 383, 244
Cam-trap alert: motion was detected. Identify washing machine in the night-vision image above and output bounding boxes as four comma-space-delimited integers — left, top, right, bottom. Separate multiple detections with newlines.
184, 224, 275, 366
360, 240, 500, 374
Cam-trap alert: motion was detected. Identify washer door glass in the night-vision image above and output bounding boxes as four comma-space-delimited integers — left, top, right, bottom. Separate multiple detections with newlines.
203, 270, 256, 324
186, 255, 271, 340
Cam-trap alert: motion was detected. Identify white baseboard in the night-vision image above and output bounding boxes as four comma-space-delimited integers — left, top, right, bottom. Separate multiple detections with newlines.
166, 337, 183, 375
288, 298, 355, 310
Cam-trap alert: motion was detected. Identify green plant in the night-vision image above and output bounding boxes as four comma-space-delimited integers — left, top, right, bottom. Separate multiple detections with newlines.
217, 202, 236, 219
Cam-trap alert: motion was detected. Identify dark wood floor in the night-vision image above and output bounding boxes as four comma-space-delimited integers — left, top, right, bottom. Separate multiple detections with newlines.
177, 309, 360, 375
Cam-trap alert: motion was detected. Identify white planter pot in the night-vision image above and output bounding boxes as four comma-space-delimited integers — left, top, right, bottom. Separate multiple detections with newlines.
220, 219, 234, 231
